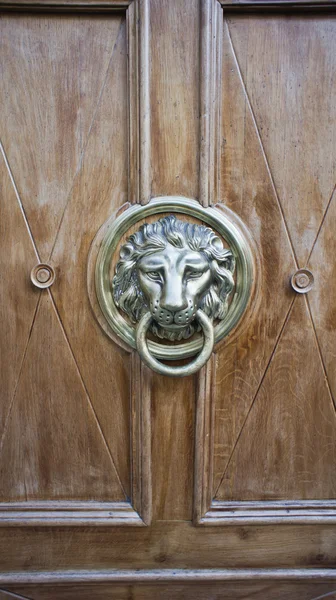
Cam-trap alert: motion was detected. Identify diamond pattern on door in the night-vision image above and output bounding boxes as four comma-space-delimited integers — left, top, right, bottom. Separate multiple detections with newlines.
227, 15, 336, 267
0, 150, 39, 439
0, 14, 122, 262
0, 14, 130, 503
213, 18, 297, 493
213, 15, 336, 503
216, 297, 336, 501
0, 291, 125, 501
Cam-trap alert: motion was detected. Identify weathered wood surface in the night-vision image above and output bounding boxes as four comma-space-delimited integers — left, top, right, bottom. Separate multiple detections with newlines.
0, 0, 335, 595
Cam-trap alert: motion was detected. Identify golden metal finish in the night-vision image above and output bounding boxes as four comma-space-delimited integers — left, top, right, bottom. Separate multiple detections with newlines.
136, 309, 214, 376
94, 197, 255, 366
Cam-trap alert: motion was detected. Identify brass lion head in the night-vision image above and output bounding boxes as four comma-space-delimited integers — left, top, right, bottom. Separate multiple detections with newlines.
112, 215, 236, 341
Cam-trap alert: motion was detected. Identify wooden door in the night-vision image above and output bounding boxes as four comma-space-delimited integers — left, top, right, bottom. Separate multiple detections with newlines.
0, 0, 336, 598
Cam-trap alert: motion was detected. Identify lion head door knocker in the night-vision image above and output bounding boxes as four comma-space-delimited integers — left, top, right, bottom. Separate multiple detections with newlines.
90, 197, 257, 377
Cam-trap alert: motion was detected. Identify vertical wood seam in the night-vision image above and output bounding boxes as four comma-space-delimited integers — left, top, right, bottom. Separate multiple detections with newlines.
194, 354, 215, 523
195, 0, 223, 523
127, 0, 151, 205
130, 352, 152, 524
127, 0, 152, 524
199, 0, 223, 207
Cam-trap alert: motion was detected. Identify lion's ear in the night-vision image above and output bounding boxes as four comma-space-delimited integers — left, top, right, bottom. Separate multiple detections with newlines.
223, 250, 235, 273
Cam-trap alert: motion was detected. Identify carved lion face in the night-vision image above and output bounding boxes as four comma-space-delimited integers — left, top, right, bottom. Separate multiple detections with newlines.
112, 215, 235, 341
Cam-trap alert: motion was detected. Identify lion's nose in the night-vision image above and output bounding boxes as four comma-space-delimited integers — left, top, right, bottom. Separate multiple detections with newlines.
161, 283, 188, 313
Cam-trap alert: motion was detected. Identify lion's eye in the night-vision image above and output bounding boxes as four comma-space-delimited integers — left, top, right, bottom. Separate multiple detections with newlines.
146, 271, 162, 282
186, 270, 203, 280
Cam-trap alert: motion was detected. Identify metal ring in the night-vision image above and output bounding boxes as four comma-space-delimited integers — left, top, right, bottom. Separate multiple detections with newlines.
136, 309, 214, 377
95, 196, 255, 361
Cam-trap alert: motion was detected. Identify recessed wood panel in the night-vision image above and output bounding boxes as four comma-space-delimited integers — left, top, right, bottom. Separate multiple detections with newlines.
0, 292, 125, 501
0, 11, 137, 513
216, 297, 336, 501
0, 14, 122, 262
214, 16, 296, 495
227, 14, 336, 267
197, 10, 336, 521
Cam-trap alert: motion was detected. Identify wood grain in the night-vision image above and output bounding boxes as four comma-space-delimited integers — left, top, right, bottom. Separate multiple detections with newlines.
227, 14, 336, 266
151, 373, 195, 520
0, 14, 122, 262
148, 0, 201, 521
0, 591, 31, 600
309, 187, 336, 405
0, 150, 38, 440
0, 0, 131, 9
50, 15, 132, 496
3, 581, 336, 600
150, 0, 200, 199
212, 17, 296, 494
127, 0, 151, 205
0, 291, 125, 501
0, 0, 336, 593
217, 297, 336, 501
1, 521, 336, 570
199, 0, 223, 207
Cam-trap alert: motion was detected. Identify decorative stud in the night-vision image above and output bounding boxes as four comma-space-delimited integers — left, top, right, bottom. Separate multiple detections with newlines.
291, 269, 314, 294
30, 264, 55, 289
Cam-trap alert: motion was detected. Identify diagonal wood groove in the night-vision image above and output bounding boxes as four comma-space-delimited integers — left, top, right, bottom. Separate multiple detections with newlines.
214, 295, 296, 499
48, 289, 127, 499
0, 294, 41, 461
225, 18, 299, 269
0, 140, 39, 262
311, 590, 336, 600
0, 590, 34, 600
306, 183, 336, 266
306, 295, 336, 413
49, 18, 125, 262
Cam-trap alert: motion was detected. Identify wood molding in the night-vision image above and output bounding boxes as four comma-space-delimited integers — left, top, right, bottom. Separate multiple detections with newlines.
130, 353, 152, 526
199, 500, 336, 525
0, 0, 132, 11
0, 502, 143, 527
194, 356, 216, 523
1, 569, 336, 585
220, 0, 336, 11
199, 0, 223, 207
127, 0, 151, 205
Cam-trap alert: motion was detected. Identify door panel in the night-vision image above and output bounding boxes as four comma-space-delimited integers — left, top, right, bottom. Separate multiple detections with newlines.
0, 11, 135, 516
0, 0, 336, 595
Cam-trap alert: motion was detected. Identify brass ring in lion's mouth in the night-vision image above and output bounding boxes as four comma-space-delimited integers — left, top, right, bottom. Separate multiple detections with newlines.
135, 309, 214, 377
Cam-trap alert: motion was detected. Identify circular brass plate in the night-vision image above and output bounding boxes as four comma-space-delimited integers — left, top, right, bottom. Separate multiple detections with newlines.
94, 197, 256, 361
